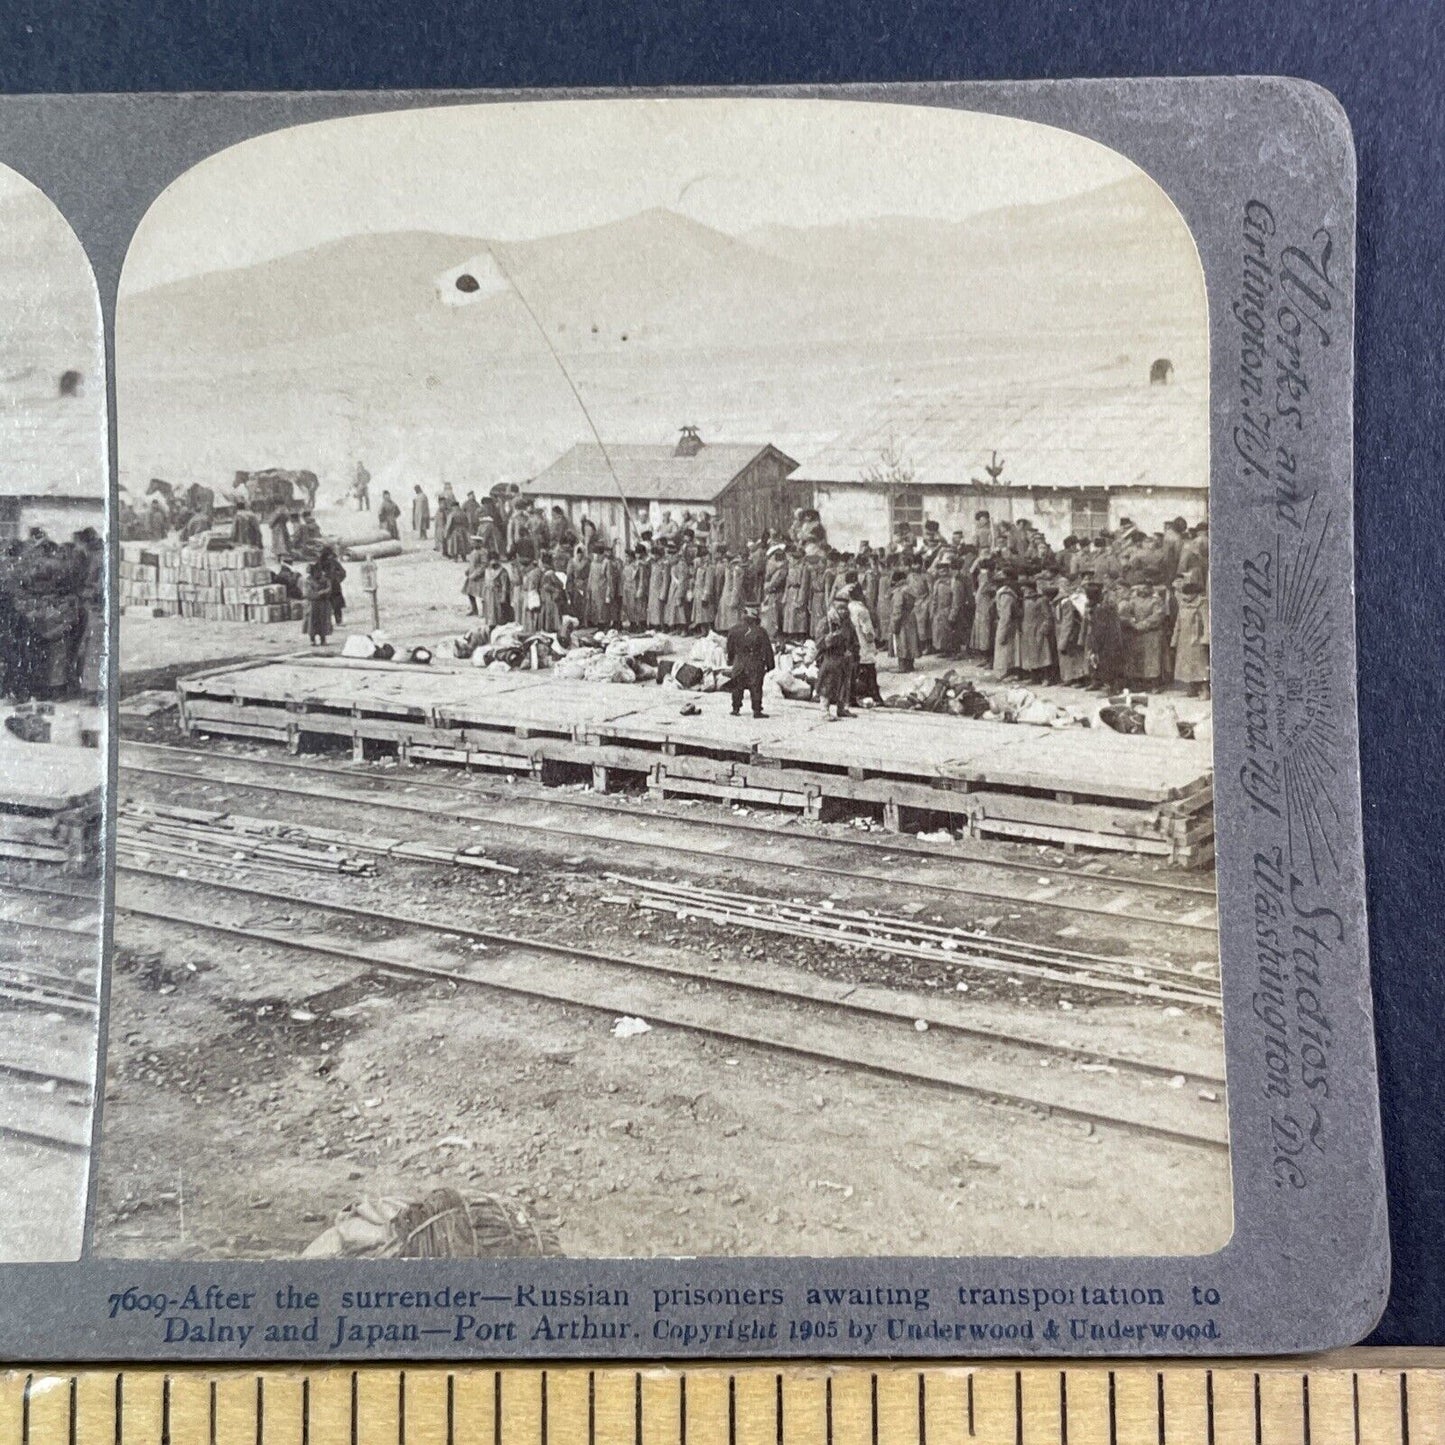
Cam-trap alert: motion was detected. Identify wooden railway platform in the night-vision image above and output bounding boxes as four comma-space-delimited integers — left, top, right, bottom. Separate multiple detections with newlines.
175, 655, 1215, 865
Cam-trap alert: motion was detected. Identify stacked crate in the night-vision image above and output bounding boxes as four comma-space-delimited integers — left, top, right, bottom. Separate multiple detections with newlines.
118, 541, 303, 623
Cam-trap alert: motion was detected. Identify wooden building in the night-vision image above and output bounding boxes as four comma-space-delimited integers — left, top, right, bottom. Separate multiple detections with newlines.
791, 360, 1208, 550
526, 428, 798, 546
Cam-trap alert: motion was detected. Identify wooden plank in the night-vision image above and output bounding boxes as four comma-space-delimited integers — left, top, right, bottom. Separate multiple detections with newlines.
973, 815, 1175, 857
652, 777, 809, 810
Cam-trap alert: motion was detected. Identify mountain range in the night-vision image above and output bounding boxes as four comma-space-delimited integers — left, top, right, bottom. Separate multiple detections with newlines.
116, 175, 1207, 496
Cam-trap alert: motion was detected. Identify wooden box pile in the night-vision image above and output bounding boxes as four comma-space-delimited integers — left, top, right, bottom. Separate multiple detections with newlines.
118, 541, 304, 623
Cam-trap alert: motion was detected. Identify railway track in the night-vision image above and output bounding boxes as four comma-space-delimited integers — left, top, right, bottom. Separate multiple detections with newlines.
0, 881, 101, 1154
118, 741, 1219, 939
85, 867, 1227, 1149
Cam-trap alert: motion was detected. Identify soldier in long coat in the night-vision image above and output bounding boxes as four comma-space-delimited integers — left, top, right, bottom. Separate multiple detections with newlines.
620, 550, 646, 631
646, 549, 670, 629
861, 557, 882, 636
478, 558, 512, 631
461, 492, 482, 537
1126, 583, 1168, 685
805, 553, 829, 637
691, 553, 718, 633
907, 563, 932, 654
950, 565, 974, 653
970, 570, 996, 658
411, 485, 431, 539
781, 552, 810, 640
1171, 580, 1210, 695
1083, 582, 1125, 691
930, 566, 957, 657
870, 559, 891, 654
586, 545, 621, 630
539, 566, 567, 632
443, 504, 471, 559
317, 546, 347, 624
1018, 580, 1056, 678
434, 486, 456, 552
992, 578, 1022, 676
715, 555, 744, 633
761, 548, 788, 639
888, 572, 919, 672
463, 544, 489, 616
565, 546, 590, 623
518, 559, 545, 631
664, 550, 693, 631
302, 562, 332, 645
1054, 588, 1091, 685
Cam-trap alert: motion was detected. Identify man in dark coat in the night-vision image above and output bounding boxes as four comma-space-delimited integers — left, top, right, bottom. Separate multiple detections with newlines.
377, 490, 401, 541
725, 604, 775, 719
1084, 582, 1126, 691
815, 596, 859, 719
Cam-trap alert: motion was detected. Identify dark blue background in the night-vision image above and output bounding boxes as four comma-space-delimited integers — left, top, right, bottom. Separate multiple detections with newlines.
1, 0, 1440, 1347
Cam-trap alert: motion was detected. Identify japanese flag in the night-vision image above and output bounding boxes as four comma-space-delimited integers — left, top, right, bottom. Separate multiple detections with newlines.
435, 250, 511, 307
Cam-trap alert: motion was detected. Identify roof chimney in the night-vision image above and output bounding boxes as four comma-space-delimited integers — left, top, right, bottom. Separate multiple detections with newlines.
675, 425, 704, 457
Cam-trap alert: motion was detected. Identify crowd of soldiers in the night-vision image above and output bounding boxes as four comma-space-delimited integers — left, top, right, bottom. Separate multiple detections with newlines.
413, 487, 1211, 700
0, 525, 105, 703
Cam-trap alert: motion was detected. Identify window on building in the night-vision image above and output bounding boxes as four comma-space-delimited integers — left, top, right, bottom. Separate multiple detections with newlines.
1071, 495, 1110, 539
889, 486, 925, 538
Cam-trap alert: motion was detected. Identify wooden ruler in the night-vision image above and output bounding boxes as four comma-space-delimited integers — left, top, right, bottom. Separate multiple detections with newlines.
2, 1354, 1441, 1445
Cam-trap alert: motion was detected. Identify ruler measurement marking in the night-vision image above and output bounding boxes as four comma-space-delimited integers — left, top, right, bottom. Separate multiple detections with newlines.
11, 1363, 1445, 1445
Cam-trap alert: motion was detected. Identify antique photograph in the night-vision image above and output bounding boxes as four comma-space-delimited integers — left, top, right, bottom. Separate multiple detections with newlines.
0, 162, 107, 1261
101, 97, 1226, 1263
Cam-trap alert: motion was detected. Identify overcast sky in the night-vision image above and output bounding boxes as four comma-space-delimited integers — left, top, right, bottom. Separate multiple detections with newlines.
122, 97, 1144, 291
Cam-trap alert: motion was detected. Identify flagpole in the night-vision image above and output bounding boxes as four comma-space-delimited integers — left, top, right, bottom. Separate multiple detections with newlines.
479, 246, 634, 552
